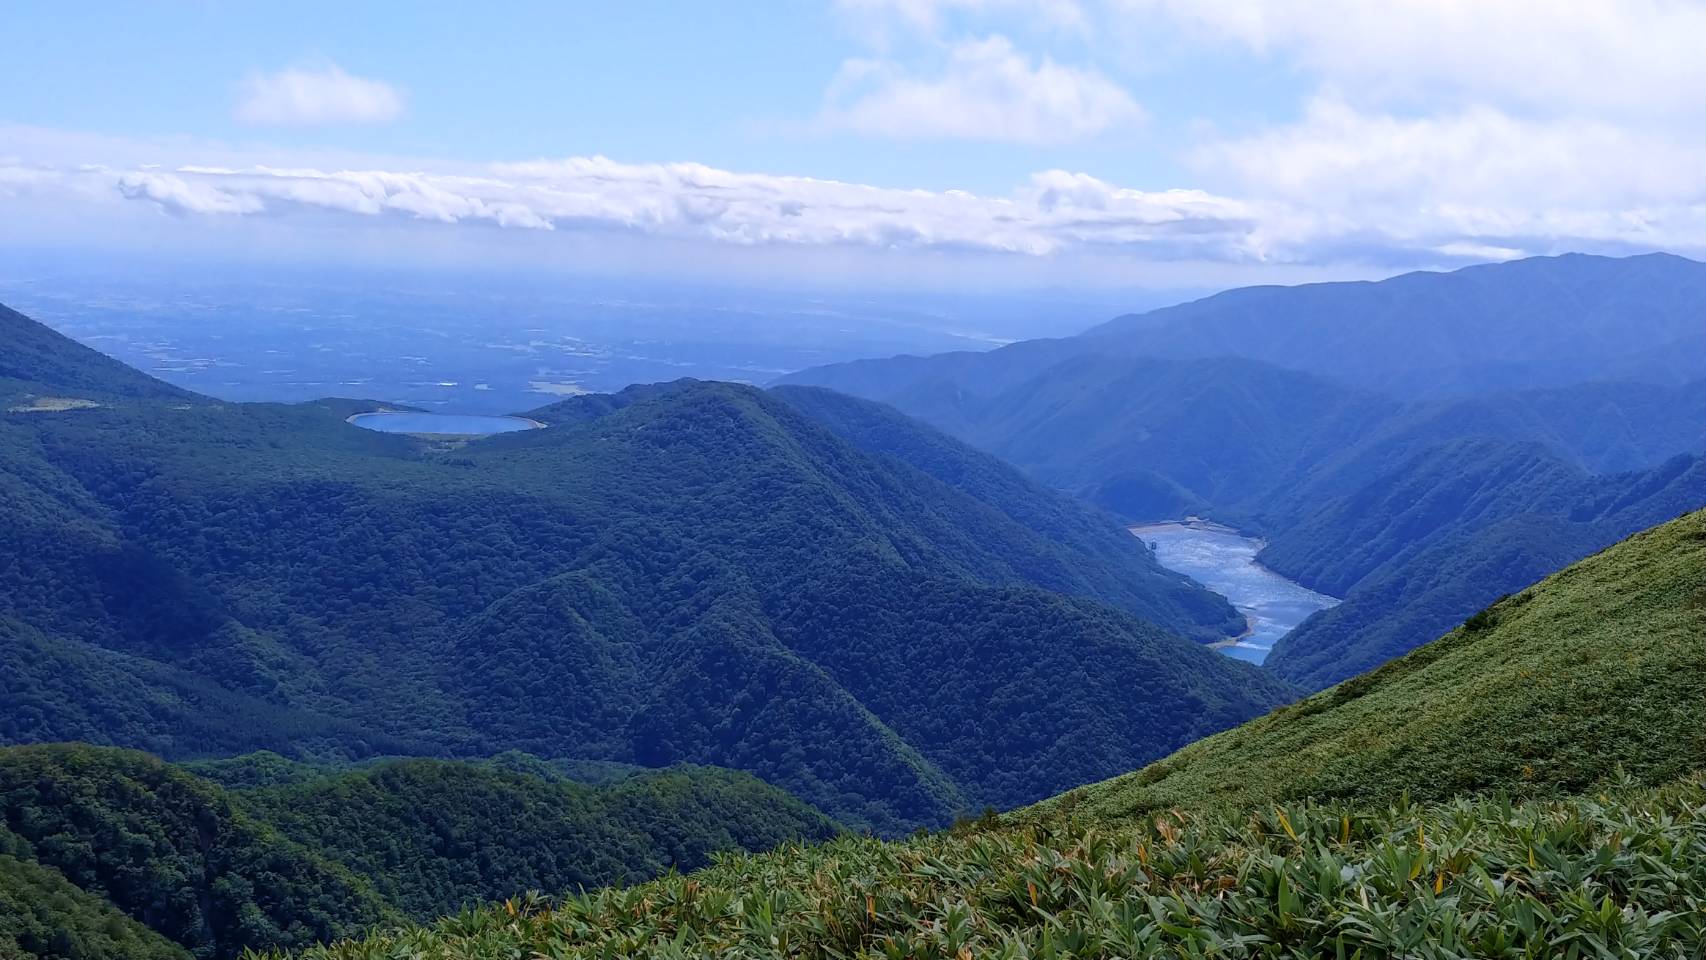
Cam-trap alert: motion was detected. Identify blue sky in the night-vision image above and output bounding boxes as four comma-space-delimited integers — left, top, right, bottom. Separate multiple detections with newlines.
5, 1, 1706, 291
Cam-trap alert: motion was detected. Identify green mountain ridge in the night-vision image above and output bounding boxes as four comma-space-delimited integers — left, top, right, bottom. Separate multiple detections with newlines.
0, 300, 1283, 839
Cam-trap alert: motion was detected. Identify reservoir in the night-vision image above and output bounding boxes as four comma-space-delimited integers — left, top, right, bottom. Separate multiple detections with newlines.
1132, 522, 1339, 665
349, 412, 543, 436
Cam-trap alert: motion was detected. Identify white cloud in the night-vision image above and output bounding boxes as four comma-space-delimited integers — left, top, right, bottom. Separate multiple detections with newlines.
235, 64, 404, 126
1116, 0, 1706, 118
820, 36, 1142, 143
116, 171, 266, 215
1190, 97, 1706, 257
0, 145, 1255, 260
9, 112, 1706, 278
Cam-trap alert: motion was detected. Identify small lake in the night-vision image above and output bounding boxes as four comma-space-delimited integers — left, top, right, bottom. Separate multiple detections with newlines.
1133, 522, 1339, 665
349, 412, 543, 436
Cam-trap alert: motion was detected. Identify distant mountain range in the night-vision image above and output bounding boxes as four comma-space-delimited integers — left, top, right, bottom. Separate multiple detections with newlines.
790, 252, 1706, 401
781, 253, 1706, 689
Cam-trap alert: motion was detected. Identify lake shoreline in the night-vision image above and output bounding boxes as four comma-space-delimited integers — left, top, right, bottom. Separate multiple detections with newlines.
346, 410, 548, 436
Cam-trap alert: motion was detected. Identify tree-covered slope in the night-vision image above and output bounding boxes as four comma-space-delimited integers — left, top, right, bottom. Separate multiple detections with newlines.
0, 745, 397, 960
1263, 449, 1705, 689
270, 510, 1706, 960
1037, 508, 1706, 823
0, 745, 837, 960
0, 303, 190, 404
224, 758, 837, 920
0, 303, 1282, 834
0, 837, 189, 960
787, 306, 1706, 691
770, 383, 1242, 639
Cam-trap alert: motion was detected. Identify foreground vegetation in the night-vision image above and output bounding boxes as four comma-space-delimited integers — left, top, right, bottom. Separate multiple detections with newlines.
257, 509, 1706, 959
263, 774, 1706, 959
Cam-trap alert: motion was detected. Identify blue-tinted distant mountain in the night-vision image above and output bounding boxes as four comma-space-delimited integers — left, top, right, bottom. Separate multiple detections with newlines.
784, 253, 1706, 404
1082, 252, 1706, 396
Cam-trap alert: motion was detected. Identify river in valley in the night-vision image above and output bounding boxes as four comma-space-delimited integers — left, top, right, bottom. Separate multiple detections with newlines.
1132, 522, 1340, 665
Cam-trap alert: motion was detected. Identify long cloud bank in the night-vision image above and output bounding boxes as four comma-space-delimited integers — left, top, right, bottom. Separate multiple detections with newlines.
4, 140, 1705, 269
3, 154, 1259, 260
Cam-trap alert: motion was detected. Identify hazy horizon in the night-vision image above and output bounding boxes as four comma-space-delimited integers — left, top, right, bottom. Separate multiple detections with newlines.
9, 1, 1706, 300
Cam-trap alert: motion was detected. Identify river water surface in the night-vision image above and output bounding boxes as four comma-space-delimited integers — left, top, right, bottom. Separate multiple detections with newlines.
1133, 522, 1339, 665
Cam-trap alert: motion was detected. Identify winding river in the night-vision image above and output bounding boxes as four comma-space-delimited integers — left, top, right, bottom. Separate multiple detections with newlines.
1132, 522, 1339, 665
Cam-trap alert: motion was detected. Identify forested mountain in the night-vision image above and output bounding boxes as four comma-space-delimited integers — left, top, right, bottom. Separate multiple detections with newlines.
0, 303, 191, 404
1263, 447, 1706, 688
0, 744, 831, 960
781, 255, 1706, 691
1081, 252, 1706, 397
0, 300, 1286, 837
264, 510, 1706, 959
0, 745, 395, 960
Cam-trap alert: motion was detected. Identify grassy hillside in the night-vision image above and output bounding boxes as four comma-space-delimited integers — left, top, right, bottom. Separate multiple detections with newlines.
0, 745, 835, 960
264, 776, 1706, 960
1039, 509, 1706, 822
258, 510, 1706, 960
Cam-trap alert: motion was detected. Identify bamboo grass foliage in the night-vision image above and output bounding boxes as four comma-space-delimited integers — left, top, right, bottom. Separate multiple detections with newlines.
257, 773, 1706, 959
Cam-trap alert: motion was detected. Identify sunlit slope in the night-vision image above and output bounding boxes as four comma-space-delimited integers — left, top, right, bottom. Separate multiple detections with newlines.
266, 510, 1706, 960
1034, 508, 1706, 824
269, 775, 1706, 960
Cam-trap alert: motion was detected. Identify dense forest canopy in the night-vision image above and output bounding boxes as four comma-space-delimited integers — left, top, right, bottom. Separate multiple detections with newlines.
0, 744, 833, 960
0, 301, 1283, 839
